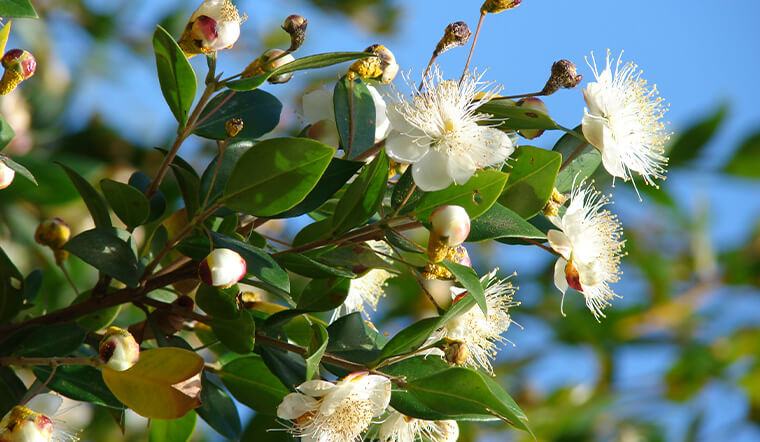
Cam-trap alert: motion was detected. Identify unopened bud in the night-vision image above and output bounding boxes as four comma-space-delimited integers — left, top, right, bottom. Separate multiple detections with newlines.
434, 21, 472, 57
348, 44, 399, 84
442, 339, 470, 366
242, 49, 296, 84
99, 326, 140, 371
0, 405, 54, 441
481, 0, 522, 14
178, 0, 245, 56
34, 218, 71, 250
516, 97, 549, 140
199, 248, 247, 288
430, 205, 471, 247
0, 161, 15, 190
0, 49, 36, 95
225, 118, 244, 138
541, 59, 582, 96
282, 14, 308, 52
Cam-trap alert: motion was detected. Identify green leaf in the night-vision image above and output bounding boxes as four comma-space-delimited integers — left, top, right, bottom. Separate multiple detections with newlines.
13, 323, 86, 357
304, 323, 329, 381
196, 285, 240, 320
227, 52, 371, 91
406, 367, 532, 433
212, 311, 255, 354
200, 140, 252, 205
441, 260, 486, 315
0, 156, 36, 185
414, 170, 509, 221
553, 128, 599, 193
75, 293, 121, 332
194, 90, 282, 140
211, 232, 290, 294
196, 372, 242, 440
0, 368, 26, 416
220, 355, 290, 415
0, 0, 38, 18
468, 203, 546, 242
0, 247, 23, 322
241, 413, 293, 441
269, 158, 363, 219
153, 25, 197, 126
376, 317, 441, 361
479, 99, 560, 131
222, 138, 334, 217
669, 104, 728, 167
391, 167, 423, 213
129, 171, 167, 223
0, 117, 15, 150
332, 150, 388, 233
333, 76, 376, 158
64, 229, 141, 287
275, 253, 356, 279
296, 277, 350, 312
33, 365, 123, 409
326, 312, 385, 366
149, 411, 196, 442
724, 129, 760, 178
100, 179, 151, 229
58, 163, 112, 228
170, 163, 201, 218
500, 146, 562, 218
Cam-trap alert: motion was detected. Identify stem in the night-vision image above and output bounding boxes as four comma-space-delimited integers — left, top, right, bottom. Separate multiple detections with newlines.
559, 142, 588, 171
0, 356, 100, 367
491, 91, 543, 101
57, 262, 80, 296
526, 239, 559, 256
392, 183, 417, 217
354, 140, 384, 162
201, 140, 229, 209
418, 53, 438, 91
460, 11, 486, 84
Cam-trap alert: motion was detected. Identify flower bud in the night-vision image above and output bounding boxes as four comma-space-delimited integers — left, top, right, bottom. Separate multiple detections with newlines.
178, 0, 245, 56
0, 405, 54, 442
348, 44, 399, 84
225, 118, 244, 138
99, 326, 140, 371
0, 49, 36, 95
541, 59, 583, 96
481, 0, 522, 14
282, 14, 308, 52
430, 205, 471, 247
241, 49, 296, 84
34, 218, 71, 250
0, 161, 15, 190
442, 338, 470, 366
564, 260, 583, 292
516, 97, 549, 140
199, 248, 247, 288
433, 21, 472, 57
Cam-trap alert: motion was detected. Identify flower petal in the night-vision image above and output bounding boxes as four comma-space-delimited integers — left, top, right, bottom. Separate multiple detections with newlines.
446, 153, 477, 185
298, 380, 336, 397
600, 130, 627, 179
412, 150, 453, 191
553, 257, 569, 294
385, 133, 428, 164
303, 89, 335, 124
277, 393, 319, 420
368, 85, 391, 142
547, 229, 572, 260
581, 111, 606, 150
360, 375, 392, 415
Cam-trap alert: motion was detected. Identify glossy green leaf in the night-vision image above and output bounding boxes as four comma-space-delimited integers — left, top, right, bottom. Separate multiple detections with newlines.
553, 127, 600, 193
332, 150, 389, 233
292, 219, 334, 247
0, 117, 15, 150
500, 146, 561, 218
58, 163, 112, 228
128, 172, 167, 222
376, 317, 441, 362
100, 179, 151, 229
13, 323, 86, 357
0, 0, 38, 18
326, 312, 385, 366
305, 324, 329, 380
194, 90, 282, 140
669, 104, 728, 167
34, 365, 123, 409
414, 170, 509, 221
64, 229, 141, 287
296, 277, 351, 312
153, 25, 196, 126
0, 156, 36, 185
171, 163, 201, 218
196, 372, 242, 440
724, 129, 760, 178
212, 311, 255, 354
479, 99, 560, 131
441, 260, 486, 315
0, 247, 23, 322
227, 51, 371, 91
0, 368, 26, 416
222, 138, 334, 217
391, 167, 423, 214
275, 253, 357, 279
211, 232, 290, 293
468, 203, 546, 242
196, 285, 240, 320
149, 411, 196, 442
219, 354, 290, 415
200, 139, 252, 205
334, 76, 376, 158
241, 413, 293, 441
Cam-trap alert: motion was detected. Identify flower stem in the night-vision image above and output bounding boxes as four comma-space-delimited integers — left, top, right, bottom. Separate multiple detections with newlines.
57, 262, 80, 296
460, 11, 486, 84
418, 53, 439, 91
0, 356, 101, 367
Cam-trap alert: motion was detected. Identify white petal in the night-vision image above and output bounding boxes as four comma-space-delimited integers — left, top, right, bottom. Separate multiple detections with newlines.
25, 394, 62, 417
553, 257, 569, 294
412, 150, 453, 191
600, 130, 627, 179
478, 127, 514, 167
303, 89, 335, 124
361, 375, 392, 415
212, 21, 240, 49
385, 133, 428, 164
547, 229, 572, 260
386, 103, 418, 135
368, 85, 391, 142
277, 393, 319, 419
446, 153, 477, 185
581, 111, 606, 150
297, 380, 336, 397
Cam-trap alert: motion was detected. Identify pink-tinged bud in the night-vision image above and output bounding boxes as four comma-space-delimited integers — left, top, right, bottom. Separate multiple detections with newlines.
0, 49, 36, 95
178, 0, 245, 56
564, 260, 583, 292
0, 405, 54, 442
516, 97, 549, 140
0, 162, 15, 190
34, 218, 71, 250
99, 326, 140, 371
430, 205, 471, 247
199, 248, 247, 288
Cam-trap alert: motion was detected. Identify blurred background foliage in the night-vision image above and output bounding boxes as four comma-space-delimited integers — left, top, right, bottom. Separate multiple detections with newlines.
1, 0, 760, 441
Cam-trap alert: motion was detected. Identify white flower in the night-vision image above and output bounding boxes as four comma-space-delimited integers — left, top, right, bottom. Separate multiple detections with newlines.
582, 50, 670, 187
0, 406, 53, 442
0, 161, 15, 190
199, 248, 247, 288
385, 66, 515, 191
277, 372, 392, 442
98, 326, 140, 371
180, 0, 244, 54
547, 181, 624, 320
303, 85, 391, 149
334, 241, 395, 321
441, 269, 517, 374
378, 408, 459, 442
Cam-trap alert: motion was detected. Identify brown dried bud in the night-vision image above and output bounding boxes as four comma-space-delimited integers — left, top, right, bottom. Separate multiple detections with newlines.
434, 21, 472, 57
443, 339, 470, 366
225, 118, 244, 138
0, 49, 36, 95
481, 0, 522, 14
35, 218, 71, 250
541, 59, 583, 96
282, 14, 308, 52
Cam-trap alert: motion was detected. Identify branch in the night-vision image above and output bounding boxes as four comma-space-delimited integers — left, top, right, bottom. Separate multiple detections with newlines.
0, 356, 100, 367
